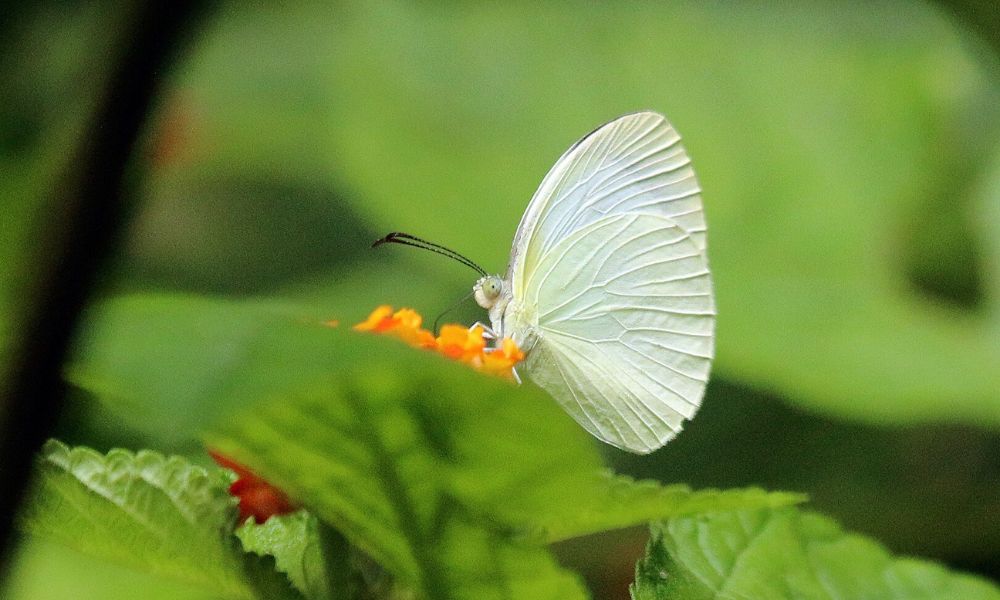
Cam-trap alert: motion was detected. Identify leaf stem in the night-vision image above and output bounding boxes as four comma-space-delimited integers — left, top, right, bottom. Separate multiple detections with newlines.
343, 388, 450, 600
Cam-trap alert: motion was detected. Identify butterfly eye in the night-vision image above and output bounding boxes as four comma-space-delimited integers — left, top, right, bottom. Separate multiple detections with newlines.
484, 277, 501, 298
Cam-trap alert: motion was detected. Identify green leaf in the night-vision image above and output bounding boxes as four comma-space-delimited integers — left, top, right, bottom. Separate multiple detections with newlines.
238, 512, 321, 599
485, 472, 805, 543
441, 521, 591, 600
66, 273, 459, 451
71, 294, 800, 598
204, 343, 594, 600
67, 294, 339, 449
630, 507, 1000, 600
238, 510, 370, 600
20, 440, 300, 600
239, 514, 586, 600
5, 538, 215, 600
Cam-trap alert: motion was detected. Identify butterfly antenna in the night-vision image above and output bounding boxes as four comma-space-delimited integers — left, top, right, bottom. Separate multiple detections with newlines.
432, 290, 476, 334
372, 231, 488, 276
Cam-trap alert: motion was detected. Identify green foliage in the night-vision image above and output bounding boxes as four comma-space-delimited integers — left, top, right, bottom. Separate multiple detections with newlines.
162, 297, 787, 597
67, 294, 341, 449
20, 440, 299, 600
631, 507, 1000, 600
237, 511, 363, 600
169, 1, 1000, 427
4, 538, 213, 600
56, 293, 795, 598
4, 2, 1000, 598
479, 472, 804, 543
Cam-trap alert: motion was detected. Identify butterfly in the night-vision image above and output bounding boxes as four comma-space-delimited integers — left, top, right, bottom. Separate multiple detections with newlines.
375, 111, 714, 454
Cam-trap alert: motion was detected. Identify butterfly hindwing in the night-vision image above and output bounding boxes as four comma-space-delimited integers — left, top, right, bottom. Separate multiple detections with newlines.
521, 213, 713, 453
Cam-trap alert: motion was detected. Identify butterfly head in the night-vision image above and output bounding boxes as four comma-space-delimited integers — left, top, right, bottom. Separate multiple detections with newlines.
473, 275, 504, 309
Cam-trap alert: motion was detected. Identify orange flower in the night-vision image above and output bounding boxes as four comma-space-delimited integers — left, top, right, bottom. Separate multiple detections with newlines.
355, 306, 524, 379
436, 324, 486, 361
481, 337, 526, 379
354, 305, 435, 348
353, 305, 395, 332
209, 450, 295, 524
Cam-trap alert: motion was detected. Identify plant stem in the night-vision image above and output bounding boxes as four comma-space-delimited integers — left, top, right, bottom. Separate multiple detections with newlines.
0, 0, 213, 576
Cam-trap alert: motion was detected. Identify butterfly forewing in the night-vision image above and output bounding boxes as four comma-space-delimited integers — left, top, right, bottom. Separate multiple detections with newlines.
509, 111, 706, 300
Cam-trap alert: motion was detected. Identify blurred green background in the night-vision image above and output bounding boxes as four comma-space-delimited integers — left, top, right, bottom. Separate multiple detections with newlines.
2, 1, 999, 598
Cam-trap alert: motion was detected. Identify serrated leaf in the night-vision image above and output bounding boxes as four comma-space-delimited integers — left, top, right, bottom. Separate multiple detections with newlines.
20, 440, 300, 600
630, 507, 1000, 600
238, 512, 322, 598
238, 510, 369, 600
205, 351, 595, 600
72, 294, 798, 599
440, 520, 590, 599
484, 472, 805, 543
199, 324, 790, 598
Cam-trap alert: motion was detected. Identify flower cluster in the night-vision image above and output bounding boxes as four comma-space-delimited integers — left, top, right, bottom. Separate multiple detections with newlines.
209, 450, 295, 524
354, 305, 524, 379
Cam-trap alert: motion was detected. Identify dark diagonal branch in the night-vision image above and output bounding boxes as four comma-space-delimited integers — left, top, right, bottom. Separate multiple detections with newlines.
0, 1, 213, 574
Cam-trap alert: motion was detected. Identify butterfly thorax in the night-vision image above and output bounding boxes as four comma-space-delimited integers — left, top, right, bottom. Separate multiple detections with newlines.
474, 275, 533, 347
502, 299, 539, 353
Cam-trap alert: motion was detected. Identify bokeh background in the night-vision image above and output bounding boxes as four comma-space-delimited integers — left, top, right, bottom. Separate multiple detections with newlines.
2, 1, 999, 598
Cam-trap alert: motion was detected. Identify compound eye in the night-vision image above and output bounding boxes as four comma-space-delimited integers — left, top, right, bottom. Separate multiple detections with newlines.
485, 278, 501, 298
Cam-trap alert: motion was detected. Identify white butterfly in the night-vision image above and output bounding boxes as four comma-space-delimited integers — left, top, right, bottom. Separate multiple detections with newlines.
378, 111, 714, 454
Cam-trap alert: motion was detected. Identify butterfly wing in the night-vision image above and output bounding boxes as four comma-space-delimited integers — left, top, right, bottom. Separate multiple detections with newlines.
508, 111, 707, 297
508, 112, 714, 453
520, 213, 713, 453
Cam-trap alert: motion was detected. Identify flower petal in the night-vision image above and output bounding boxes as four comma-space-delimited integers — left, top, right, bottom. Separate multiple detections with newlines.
355, 306, 523, 379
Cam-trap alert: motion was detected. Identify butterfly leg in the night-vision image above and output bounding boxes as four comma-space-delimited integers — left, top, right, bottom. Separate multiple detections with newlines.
481, 346, 523, 384
469, 321, 496, 340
